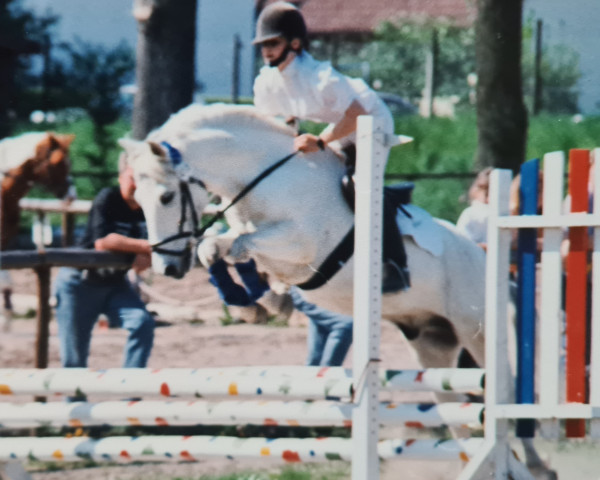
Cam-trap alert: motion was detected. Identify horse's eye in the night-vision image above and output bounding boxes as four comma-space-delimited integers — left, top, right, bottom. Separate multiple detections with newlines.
160, 191, 175, 205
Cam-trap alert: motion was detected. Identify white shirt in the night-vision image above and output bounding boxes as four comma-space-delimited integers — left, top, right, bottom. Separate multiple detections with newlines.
456, 201, 490, 245
254, 51, 393, 145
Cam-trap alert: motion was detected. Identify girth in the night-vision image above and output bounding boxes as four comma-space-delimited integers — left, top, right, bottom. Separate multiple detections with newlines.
295, 226, 355, 291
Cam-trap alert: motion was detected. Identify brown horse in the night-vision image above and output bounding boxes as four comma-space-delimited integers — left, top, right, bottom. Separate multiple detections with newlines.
0, 132, 75, 329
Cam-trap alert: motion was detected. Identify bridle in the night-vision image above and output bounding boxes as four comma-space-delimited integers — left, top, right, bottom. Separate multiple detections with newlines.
150, 176, 208, 256
149, 141, 298, 257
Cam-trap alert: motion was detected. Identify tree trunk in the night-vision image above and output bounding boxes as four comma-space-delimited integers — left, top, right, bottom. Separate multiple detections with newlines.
475, 0, 527, 173
132, 0, 197, 140
0, 51, 16, 138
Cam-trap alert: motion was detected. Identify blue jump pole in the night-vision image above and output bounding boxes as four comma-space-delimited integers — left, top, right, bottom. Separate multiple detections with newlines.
515, 158, 539, 438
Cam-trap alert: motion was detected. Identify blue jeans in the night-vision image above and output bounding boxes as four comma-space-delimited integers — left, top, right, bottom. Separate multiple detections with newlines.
289, 287, 353, 366
54, 267, 154, 368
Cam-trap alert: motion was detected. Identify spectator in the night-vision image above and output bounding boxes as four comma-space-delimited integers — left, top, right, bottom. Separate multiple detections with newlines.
456, 167, 492, 249
288, 287, 353, 366
54, 155, 154, 368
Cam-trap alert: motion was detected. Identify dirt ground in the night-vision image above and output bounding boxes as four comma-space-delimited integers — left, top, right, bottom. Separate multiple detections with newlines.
0, 267, 595, 480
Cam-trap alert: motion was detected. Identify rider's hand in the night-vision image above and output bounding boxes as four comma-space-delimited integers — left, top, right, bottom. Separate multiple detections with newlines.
294, 134, 324, 153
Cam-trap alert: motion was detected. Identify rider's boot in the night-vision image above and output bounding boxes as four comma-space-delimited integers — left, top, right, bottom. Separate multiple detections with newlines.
382, 198, 410, 293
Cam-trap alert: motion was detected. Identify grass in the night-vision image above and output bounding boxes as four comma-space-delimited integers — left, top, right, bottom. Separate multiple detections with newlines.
25, 462, 350, 480
193, 464, 350, 480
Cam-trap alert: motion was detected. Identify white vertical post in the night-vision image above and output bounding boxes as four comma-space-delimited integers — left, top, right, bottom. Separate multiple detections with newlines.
539, 151, 565, 439
590, 148, 600, 439
352, 115, 384, 480
487, 169, 517, 478
459, 169, 513, 480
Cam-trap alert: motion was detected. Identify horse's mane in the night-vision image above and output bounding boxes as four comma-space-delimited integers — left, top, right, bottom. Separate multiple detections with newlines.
0, 132, 49, 174
146, 103, 296, 143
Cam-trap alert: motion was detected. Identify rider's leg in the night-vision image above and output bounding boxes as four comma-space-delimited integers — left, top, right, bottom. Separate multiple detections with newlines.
382, 197, 410, 293
341, 143, 409, 293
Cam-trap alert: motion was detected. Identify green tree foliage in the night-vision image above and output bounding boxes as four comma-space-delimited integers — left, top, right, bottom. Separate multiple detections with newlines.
312, 18, 580, 115
0, 0, 57, 136
366, 21, 475, 102
312, 21, 476, 104
521, 17, 580, 114
53, 40, 135, 165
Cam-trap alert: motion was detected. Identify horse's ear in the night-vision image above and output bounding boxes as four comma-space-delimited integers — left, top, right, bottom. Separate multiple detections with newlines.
118, 138, 143, 155
44, 133, 60, 148
56, 134, 76, 148
148, 141, 167, 159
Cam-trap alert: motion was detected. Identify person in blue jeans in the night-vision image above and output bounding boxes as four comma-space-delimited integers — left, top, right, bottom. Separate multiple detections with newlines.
288, 287, 353, 366
54, 156, 154, 368
209, 259, 352, 366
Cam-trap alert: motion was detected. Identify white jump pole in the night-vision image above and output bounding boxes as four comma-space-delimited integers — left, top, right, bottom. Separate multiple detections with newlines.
0, 367, 485, 396
458, 168, 517, 480
539, 151, 565, 439
352, 115, 386, 480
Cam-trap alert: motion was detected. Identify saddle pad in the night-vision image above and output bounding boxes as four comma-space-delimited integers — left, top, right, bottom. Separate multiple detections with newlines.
396, 204, 445, 257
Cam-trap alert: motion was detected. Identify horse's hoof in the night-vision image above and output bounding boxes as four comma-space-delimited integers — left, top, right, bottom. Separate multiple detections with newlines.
259, 290, 294, 321
227, 303, 269, 324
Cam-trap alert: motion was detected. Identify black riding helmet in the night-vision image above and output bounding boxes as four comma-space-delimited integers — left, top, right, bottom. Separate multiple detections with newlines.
253, 2, 307, 47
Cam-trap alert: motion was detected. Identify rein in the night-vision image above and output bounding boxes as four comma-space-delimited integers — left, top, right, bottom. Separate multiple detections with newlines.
150, 144, 299, 255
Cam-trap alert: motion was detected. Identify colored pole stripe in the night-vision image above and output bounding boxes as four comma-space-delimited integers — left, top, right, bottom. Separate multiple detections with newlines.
565, 149, 590, 438
515, 158, 539, 438
0, 400, 484, 429
0, 436, 484, 463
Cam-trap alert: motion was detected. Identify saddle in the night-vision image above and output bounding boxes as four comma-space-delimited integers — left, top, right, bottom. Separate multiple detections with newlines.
341, 170, 415, 215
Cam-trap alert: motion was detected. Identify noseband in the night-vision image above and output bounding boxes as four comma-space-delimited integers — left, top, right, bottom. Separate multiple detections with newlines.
149, 142, 298, 257
150, 177, 207, 256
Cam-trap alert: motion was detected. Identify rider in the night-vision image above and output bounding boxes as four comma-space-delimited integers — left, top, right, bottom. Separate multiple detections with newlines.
252, 1, 409, 293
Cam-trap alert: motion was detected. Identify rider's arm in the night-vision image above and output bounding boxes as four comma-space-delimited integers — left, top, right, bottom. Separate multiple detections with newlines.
320, 99, 367, 145
293, 99, 366, 153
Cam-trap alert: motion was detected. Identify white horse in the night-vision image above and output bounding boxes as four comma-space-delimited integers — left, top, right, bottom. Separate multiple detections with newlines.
120, 103, 557, 478
120, 103, 486, 371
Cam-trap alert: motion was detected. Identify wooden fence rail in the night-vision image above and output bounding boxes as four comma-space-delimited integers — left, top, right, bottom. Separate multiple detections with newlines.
0, 249, 132, 370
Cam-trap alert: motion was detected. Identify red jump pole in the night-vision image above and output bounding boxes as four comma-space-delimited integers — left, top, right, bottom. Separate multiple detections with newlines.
565, 149, 590, 438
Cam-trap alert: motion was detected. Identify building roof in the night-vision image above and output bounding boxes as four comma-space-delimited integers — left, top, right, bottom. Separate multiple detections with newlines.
257, 0, 476, 36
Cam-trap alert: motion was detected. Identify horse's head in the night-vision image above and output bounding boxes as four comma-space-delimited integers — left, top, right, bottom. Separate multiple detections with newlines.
26, 133, 76, 199
118, 138, 211, 279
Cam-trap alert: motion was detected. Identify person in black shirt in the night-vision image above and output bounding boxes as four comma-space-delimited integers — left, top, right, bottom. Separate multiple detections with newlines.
54, 156, 154, 368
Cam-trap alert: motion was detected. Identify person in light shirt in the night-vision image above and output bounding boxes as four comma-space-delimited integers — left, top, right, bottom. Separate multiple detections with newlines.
456, 167, 492, 249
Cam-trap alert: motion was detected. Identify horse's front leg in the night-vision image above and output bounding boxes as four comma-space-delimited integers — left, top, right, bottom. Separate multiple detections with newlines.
228, 223, 315, 265
196, 231, 239, 268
